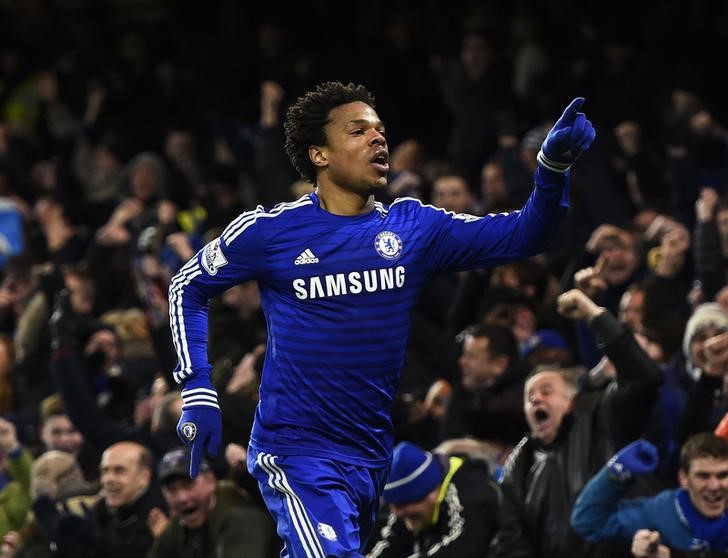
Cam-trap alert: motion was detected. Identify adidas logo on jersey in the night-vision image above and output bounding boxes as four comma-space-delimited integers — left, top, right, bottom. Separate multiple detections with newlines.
294, 249, 319, 265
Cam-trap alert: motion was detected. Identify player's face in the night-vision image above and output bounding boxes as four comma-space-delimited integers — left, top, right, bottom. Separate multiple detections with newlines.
318, 101, 389, 193
679, 456, 728, 518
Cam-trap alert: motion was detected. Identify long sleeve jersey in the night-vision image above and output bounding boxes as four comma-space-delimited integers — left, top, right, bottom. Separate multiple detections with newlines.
169, 167, 569, 466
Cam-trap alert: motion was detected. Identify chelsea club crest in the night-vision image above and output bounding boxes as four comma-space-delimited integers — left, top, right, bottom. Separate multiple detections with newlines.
180, 422, 197, 441
374, 231, 403, 260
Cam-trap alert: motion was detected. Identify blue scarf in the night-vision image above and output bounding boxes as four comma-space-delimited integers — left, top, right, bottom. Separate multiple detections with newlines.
676, 489, 728, 551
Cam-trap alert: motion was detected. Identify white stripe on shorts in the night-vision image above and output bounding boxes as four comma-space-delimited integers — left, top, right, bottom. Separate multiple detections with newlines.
257, 452, 326, 558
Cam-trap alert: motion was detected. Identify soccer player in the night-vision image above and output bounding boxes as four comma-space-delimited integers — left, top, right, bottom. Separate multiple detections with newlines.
168, 81, 595, 558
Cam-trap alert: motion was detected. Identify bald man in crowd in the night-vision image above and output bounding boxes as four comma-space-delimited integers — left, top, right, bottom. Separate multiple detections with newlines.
33, 440, 166, 557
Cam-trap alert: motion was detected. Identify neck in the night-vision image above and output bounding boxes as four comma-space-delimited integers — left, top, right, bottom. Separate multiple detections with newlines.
316, 179, 376, 216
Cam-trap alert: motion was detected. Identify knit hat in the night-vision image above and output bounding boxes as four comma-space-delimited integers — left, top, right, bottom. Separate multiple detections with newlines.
682, 303, 728, 371
30, 450, 86, 500
522, 329, 570, 358
383, 442, 445, 505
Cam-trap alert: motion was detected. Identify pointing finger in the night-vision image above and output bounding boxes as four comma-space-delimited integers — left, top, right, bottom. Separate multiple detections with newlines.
556, 97, 585, 127
189, 437, 204, 478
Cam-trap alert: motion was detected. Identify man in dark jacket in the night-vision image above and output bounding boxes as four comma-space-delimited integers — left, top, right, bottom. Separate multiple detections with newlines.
147, 446, 276, 558
440, 324, 529, 451
490, 288, 662, 558
366, 441, 499, 558
33, 440, 166, 558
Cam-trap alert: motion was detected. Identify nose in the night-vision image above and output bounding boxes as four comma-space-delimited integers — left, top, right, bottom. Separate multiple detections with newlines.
369, 130, 386, 146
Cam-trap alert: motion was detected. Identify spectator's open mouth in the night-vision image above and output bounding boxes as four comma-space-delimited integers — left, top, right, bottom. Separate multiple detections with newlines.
179, 504, 199, 517
534, 409, 549, 423
700, 492, 726, 513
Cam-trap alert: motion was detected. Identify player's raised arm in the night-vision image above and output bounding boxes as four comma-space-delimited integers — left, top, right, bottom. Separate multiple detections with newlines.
418, 97, 596, 273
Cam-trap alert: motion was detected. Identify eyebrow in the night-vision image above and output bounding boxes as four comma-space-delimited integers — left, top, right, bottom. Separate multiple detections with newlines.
347, 119, 384, 127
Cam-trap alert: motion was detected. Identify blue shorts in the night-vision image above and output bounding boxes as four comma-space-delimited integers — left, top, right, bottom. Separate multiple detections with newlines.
247, 445, 389, 558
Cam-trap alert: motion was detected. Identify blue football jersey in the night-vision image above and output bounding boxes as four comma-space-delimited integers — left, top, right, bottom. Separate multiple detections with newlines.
169, 167, 569, 466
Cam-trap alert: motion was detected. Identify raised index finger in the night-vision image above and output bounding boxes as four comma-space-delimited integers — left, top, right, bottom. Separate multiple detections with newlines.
555, 97, 585, 127
189, 437, 204, 478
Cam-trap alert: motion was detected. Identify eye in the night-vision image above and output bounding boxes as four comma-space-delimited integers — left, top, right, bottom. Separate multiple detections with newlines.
351, 129, 364, 135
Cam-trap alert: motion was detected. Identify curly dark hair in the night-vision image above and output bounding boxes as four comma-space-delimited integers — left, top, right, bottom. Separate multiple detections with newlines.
284, 82, 376, 183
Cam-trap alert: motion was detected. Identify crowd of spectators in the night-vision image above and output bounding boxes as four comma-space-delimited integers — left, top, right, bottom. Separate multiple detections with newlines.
1, 0, 728, 556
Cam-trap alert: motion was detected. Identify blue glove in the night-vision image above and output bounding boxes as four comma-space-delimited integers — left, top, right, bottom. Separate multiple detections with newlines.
537, 97, 596, 173
606, 439, 659, 482
176, 376, 222, 477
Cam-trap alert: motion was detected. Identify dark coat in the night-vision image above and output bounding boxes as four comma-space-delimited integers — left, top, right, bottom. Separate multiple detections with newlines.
490, 312, 663, 558
366, 456, 500, 558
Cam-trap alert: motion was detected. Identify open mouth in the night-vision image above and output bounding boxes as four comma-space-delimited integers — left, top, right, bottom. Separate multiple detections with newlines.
179, 504, 199, 518
371, 152, 389, 173
703, 493, 725, 506
700, 494, 727, 516
607, 263, 628, 276
534, 409, 549, 424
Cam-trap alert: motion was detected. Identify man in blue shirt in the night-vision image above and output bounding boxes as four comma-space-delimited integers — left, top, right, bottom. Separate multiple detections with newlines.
168, 81, 595, 558
571, 434, 728, 554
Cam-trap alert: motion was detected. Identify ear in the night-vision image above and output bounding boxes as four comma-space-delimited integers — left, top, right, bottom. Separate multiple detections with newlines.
678, 468, 688, 490
309, 145, 328, 169
494, 355, 509, 375
564, 387, 576, 413
566, 396, 575, 413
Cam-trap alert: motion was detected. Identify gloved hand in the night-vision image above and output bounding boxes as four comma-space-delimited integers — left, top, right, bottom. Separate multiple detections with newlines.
607, 439, 659, 482
537, 97, 596, 173
33, 496, 100, 557
176, 376, 221, 477
32, 495, 60, 538
52, 502, 99, 557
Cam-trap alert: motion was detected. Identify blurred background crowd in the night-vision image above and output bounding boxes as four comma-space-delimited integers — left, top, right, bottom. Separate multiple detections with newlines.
1, 0, 728, 556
